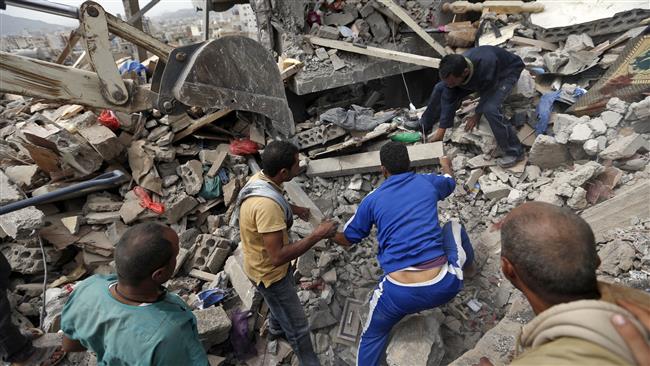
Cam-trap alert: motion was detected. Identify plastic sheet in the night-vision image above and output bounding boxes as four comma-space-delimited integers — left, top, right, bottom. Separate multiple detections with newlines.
98, 110, 120, 131
134, 186, 165, 214
230, 139, 259, 156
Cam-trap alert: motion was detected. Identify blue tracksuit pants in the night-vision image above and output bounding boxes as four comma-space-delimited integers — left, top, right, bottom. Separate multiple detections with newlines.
356, 220, 474, 366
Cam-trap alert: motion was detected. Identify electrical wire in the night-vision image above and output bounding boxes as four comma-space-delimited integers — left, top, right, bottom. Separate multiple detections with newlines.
36, 231, 47, 331
390, 26, 428, 144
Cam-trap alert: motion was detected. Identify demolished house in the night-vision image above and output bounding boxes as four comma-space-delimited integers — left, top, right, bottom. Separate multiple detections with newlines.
0, 0, 649, 365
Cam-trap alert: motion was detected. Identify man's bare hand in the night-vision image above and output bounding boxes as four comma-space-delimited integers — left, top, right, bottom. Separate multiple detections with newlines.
464, 114, 480, 132
428, 128, 446, 142
313, 219, 339, 240
293, 206, 311, 221
440, 156, 452, 170
612, 299, 650, 366
439, 156, 453, 176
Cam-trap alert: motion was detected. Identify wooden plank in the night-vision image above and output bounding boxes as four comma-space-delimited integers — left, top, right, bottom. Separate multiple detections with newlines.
280, 63, 303, 81
376, 0, 447, 56
172, 109, 232, 142
443, 1, 544, 14
307, 142, 444, 178
55, 28, 81, 64
310, 123, 397, 159
307, 36, 440, 68
189, 269, 218, 282
509, 35, 558, 51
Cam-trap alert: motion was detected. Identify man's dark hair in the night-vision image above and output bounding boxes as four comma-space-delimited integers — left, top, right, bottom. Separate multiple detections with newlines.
501, 202, 600, 304
380, 141, 410, 175
439, 54, 468, 78
115, 222, 174, 285
262, 141, 298, 176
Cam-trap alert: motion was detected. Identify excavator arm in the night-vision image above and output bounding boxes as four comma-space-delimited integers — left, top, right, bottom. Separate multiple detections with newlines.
0, 0, 295, 135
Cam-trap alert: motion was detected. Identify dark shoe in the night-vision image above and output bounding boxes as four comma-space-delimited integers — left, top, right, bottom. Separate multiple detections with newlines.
497, 154, 524, 168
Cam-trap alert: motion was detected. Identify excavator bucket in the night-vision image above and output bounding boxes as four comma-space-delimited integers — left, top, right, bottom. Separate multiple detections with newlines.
155, 36, 295, 136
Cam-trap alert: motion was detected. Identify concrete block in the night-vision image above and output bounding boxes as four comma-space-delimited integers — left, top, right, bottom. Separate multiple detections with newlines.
478, 176, 511, 200
324, 12, 355, 26
600, 111, 622, 128
187, 234, 231, 274
569, 123, 593, 143
4, 165, 42, 190
600, 133, 649, 160
583, 139, 600, 156
173, 247, 190, 276
366, 12, 390, 43
0, 206, 45, 239
315, 47, 329, 61
224, 248, 262, 311
193, 306, 232, 349
293, 124, 347, 150
553, 114, 587, 144
510, 69, 535, 100
588, 118, 607, 136
177, 160, 203, 195
624, 96, 650, 122
535, 187, 564, 206
528, 135, 572, 169
0, 170, 23, 205
85, 211, 121, 225
146, 125, 170, 142
77, 124, 123, 161
317, 25, 340, 40
61, 216, 81, 235
84, 193, 123, 212
606, 97, 629, 115
165, 194, 198, 224
386, 310, 444, 366
466, 168, 484, 189
330, 54, 346, 71
119, 200, 145, 225
359, 2, 375, 18
567, 186, 588, 210
0, 243, 47, 274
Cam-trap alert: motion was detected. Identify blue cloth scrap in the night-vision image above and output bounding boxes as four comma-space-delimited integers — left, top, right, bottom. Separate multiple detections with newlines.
535, 90, 561, 135
119, 60, 147, 75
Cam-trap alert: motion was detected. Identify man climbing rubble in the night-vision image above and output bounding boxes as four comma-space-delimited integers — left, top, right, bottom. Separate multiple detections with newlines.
60, 222, 209, 365
479, 202, 650, 365
420, 46, 526, 168
237, 140, 338, 366
331, 141, 475, 366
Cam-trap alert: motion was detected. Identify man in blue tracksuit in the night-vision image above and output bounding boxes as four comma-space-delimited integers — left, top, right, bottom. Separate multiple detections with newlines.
420, 45, 525, 168
332, 141, 475, 366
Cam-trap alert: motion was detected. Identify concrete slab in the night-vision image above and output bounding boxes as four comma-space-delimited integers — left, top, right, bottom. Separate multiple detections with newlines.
306, 142, 443, 178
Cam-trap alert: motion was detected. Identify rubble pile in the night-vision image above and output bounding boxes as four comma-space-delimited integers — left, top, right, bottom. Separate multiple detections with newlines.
1, 1, 650, 365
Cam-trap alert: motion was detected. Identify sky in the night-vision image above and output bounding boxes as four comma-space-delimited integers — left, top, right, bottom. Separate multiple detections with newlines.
1, 0, 194, 26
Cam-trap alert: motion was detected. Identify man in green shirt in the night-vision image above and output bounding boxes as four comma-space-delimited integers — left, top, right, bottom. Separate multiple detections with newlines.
61, 222, 208, 365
